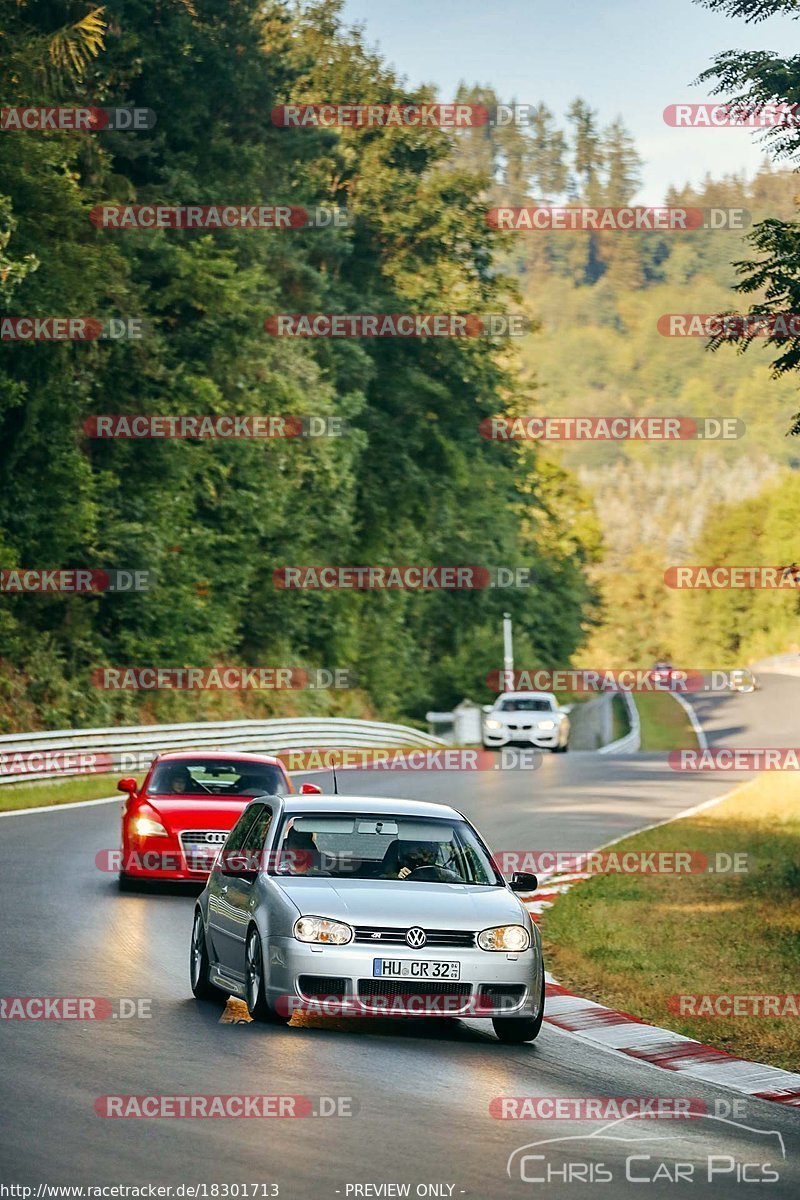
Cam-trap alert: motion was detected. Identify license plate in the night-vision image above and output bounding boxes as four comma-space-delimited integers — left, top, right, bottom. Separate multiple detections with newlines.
373, 958, 460, 980
185, 848, 215, 868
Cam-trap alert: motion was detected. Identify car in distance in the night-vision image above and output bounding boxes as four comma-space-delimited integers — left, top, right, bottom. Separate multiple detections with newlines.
116, 750, 320, 889
482, 691, 570, 752
190, 794, 545, 1044
651, 661, 675, 688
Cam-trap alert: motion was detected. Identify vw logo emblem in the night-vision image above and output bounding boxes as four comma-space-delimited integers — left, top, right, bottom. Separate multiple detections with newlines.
406, 927, 427, 948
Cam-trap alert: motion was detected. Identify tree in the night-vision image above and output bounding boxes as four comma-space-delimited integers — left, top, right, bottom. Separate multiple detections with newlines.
696, 0, 800, 431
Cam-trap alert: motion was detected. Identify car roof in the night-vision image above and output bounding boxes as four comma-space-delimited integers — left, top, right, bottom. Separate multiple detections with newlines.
280, 794, 463, 820
496, 691, 555, 701
153, 750, 285, 766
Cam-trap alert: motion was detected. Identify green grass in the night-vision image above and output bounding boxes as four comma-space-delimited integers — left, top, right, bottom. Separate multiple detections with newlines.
0, 774, 121, 812
542, 774, 800, 1071
610, 693, 631, 742
635, 691, 698, 751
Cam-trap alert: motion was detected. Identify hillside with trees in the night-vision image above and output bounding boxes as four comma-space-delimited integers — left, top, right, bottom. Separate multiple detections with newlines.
0, 0, 600, 731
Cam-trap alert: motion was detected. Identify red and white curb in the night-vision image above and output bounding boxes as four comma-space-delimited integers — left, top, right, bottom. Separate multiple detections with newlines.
524, 873, 800, 1109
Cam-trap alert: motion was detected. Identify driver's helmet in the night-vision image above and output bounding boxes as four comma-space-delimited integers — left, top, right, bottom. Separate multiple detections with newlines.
399, 841, 440, 871
165, 764, 193, 794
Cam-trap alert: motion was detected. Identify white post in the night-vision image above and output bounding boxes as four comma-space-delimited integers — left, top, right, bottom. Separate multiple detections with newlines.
502, 611, 514, 691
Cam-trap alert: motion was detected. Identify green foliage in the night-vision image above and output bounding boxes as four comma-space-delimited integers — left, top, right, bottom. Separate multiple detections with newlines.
0, 0, 599, 730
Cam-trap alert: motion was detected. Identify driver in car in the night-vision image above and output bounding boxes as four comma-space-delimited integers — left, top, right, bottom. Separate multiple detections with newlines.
166, 765, 194, 794
396, 841, 440, 879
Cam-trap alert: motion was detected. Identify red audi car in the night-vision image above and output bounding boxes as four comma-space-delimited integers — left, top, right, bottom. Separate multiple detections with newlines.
116, 750, 321, 889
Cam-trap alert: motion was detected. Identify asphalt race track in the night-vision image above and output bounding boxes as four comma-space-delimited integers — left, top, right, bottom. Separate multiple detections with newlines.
1, 673, 799, 1197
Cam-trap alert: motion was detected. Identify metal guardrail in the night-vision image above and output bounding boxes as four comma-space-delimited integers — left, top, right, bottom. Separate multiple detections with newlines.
597, 692, 641, 755
0, 718, 446, 784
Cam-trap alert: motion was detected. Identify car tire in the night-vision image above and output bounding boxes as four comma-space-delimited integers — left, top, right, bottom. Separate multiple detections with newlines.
245, 927, 289, 1024
190, 909, 225, 1001
118, 872, 138, 892
492, 975, 545, 1044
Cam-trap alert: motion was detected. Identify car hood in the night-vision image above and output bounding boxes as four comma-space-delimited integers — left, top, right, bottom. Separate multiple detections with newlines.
143, 796, 248, 831
271, 877, 526, 928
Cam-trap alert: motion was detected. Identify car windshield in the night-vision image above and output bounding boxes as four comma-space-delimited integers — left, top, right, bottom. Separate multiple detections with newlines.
270, 813, 501, 885
498, 698, 554, 712
149, 759, 286, 797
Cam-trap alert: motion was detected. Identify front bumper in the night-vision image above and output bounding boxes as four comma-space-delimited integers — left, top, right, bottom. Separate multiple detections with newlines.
264, 936, 544, 1019
483, 725, 561, 748
119, 838, 212, 883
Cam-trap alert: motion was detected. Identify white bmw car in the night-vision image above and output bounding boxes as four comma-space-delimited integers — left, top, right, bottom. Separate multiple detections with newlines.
482, 691, 570, 752
191, 793, 545, 1043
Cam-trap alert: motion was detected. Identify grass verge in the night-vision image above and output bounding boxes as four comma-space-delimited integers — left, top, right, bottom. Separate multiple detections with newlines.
0, 774, 120, 812
636, 692, 698, 751
541, 773, 800, 1071
610, 694, 631, 742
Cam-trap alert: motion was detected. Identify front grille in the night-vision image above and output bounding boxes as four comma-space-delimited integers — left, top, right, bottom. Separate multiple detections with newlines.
353, 926, 475, 948
357, 979, 471, 1000
180, 830, 229, 846
298, 975, 348, 998
179, 830, 227, 871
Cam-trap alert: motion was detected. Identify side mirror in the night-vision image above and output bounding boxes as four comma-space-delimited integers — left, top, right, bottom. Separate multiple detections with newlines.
219, 850, 259, 882
299, 782, 323, 795
481, 704, 493, 714
117, 777, 138, 795
558, 705, 573, 715
509, 871, 538, 894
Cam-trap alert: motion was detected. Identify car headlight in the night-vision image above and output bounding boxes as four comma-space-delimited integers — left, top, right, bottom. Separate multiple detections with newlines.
131, 814, 168, 838
538, 719, 556, 730
293, 916, 353, 945
478, 924, 531, 952
484, 719, 503, 730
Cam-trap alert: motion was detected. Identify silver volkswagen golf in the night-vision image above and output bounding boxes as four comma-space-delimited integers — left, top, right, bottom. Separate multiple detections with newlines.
190, 794, 544, 1043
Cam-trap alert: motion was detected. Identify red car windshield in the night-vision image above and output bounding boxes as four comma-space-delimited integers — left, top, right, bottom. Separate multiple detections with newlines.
149, 759, 286, 798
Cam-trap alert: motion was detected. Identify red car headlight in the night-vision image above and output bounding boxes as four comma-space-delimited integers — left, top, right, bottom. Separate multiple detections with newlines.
130, 807, 169, 838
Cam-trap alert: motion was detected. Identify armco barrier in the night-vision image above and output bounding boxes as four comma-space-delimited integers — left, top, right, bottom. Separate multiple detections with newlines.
597, 691, 641, 755
0, 718, 446, 784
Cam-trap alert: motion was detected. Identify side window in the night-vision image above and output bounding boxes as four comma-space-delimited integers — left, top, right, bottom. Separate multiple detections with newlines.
224, 811, 263, 859
241, 805, 274, 870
